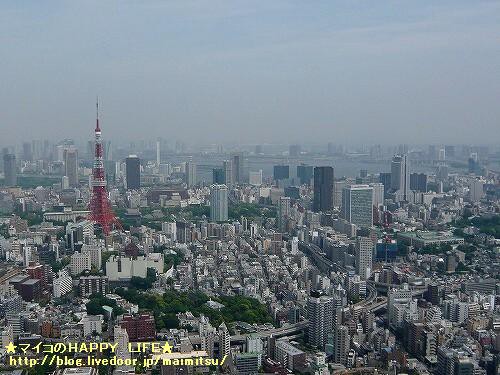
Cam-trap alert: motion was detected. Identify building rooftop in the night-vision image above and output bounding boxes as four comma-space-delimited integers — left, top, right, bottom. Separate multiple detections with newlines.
21, 278, 40, 286
275, 340, 304, 355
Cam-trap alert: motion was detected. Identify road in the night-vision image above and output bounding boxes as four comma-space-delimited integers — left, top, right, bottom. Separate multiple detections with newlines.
231, 321, 308, 343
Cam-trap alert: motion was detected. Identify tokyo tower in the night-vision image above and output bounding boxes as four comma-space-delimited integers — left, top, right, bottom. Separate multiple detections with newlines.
88, 101, 121, 235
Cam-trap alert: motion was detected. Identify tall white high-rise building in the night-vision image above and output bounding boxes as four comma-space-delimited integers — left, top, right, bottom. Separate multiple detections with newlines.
355, 237, 373, 280
1, 325, 13, 350
342, 185, 373, 228
199, 315, 216, 357
70, 251, 91, 275
53, 269, 73, 298
246, 334, 263, 367
390, 154, 410, 202
438, 148, 446, 161
63, 147, 78, 187
114, 326, 131, 360
186, 161, 197, 188
82, 244, 103, 270
210, 184, 228, 222
161, 221, 177, 242
218, 322, 231, 360
388, 284, 418, 327
468, 178, 484, 203
156, 140, 161, 165
333, 325, 350, 366
5, 292, 23, 338
370, 182, 384, 208
223, 160, 233, 185
61, 176, 69, 190
278, 196, 291, 232
334, 180, 350, 208
307, 294, 337, 349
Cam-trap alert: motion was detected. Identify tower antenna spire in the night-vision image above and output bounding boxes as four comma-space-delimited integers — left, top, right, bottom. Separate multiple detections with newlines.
95, 96, 100, 131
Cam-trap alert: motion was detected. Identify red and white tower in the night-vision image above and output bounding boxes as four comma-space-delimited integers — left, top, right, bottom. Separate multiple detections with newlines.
89, 101, 121, 235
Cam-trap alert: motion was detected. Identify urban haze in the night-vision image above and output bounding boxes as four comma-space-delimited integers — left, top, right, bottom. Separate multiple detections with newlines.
0, 2, 499, 375
1, 1, 500, 145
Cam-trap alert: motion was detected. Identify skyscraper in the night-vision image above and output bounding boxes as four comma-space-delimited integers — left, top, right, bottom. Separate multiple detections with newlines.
212, 168, 225, 184
313, 166, 334, 212
63, 148, 78, 187
390, 154, 410, 202
231, 153, 243, 184
125, 155, 140, 190
307, 292, 336, 348
378, 172, 391, 192
370, 182, 385, 208
296, 164, 313, 185
3, 154, 17, 186
218, 322, 231, 360
468, 178, 484, 203
223, 160, 233, 185
438, 148, 446, 161
355, 237, 373, 280
278, 196, 291, 232
156, 140, 161, 165
273, 165, 289, 181
22, 142, 32, 162
210, 184, 228, 222
186, 161, 197, 188
332, 325, 350, 366
333, 180, 349, 208
410, 173, 428, 192
341, 185, 373, 228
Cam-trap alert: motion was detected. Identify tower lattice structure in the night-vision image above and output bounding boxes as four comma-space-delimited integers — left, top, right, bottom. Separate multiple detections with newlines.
88, 102, 121, 235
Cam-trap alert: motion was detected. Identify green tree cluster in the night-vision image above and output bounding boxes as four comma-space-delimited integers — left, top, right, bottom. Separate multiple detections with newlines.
85, 293, 125, 317
114, 288, 273, 330
228, 203, 276, 220
130, 268, 157, 290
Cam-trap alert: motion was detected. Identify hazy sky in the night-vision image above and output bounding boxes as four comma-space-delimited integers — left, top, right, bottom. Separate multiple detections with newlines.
1, 1, 499, 146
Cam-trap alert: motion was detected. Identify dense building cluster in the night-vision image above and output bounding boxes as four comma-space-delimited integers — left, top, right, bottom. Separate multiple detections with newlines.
0, 137, 499, 375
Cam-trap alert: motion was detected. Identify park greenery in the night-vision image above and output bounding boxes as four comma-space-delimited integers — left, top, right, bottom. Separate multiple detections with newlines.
17, 211, 44, 226
467, 215, 500, 238
229, 202, 276, 220
114, 288, 273, 330
49, 257, 70, 273
415, 243, 454, 255
130, 268, 157, 290
163, 250, 184, 270
454, 214, 500, 238
0, 176, 60, 188
85, 293, 125, 318
116, 202, 276, 231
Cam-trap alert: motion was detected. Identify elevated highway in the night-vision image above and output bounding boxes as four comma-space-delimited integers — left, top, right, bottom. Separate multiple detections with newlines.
231, 321, 308, 343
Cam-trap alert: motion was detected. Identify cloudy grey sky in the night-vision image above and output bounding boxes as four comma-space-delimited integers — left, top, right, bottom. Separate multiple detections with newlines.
1, 0, 499, 146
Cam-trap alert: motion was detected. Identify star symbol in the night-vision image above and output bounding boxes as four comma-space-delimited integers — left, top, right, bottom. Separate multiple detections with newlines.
5, 342, 16, 354
162, 341, 172, 354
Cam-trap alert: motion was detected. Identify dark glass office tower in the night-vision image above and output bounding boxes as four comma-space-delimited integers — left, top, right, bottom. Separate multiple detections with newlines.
125, 155, 141, 190
313, 166, 334, 212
